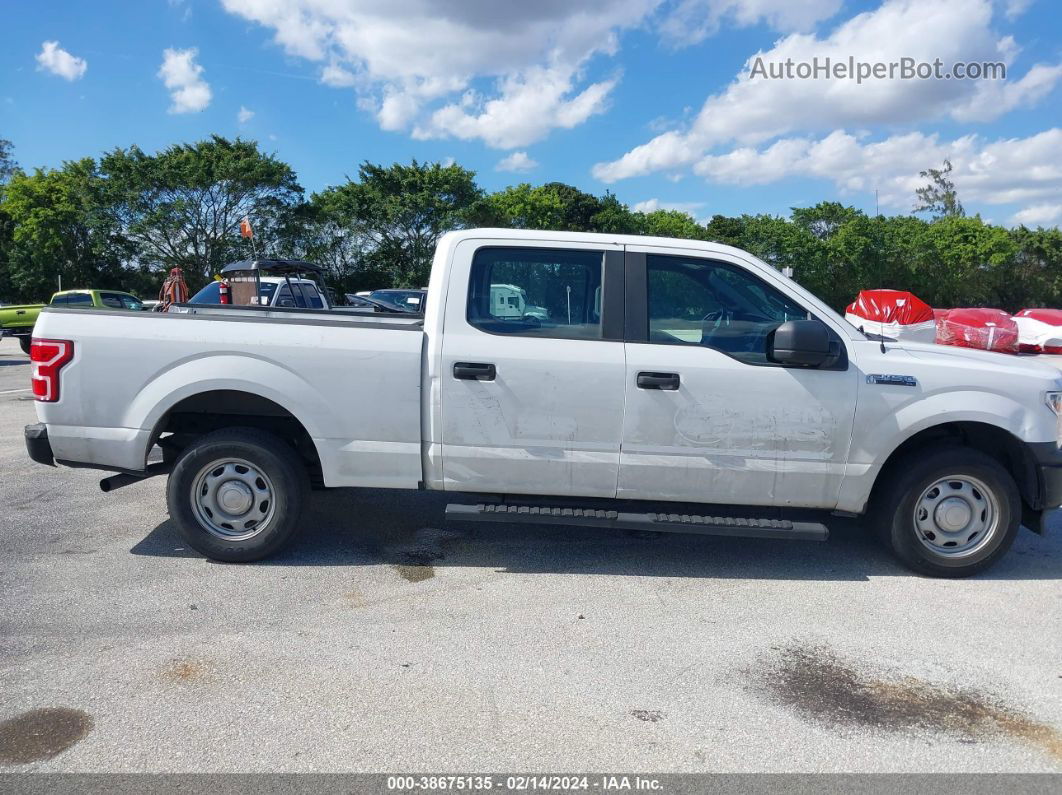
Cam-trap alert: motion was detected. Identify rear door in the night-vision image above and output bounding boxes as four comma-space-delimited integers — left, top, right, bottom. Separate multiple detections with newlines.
439, 238, 626, 497
618, 245, 858, 509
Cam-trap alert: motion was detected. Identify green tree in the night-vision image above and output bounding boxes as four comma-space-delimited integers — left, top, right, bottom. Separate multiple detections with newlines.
999, 226, 1062, 310
474, 181, 609, 232
702, 214, 746, 247
0, 138, 19, 298
914, 159, 964, 219
0, 138, 17, 184
2, 158, 124, 300
637, 209, 707, 240
589, 192, 642, 234
791, 201, 863, 240
314, 160, 481, 287
99, 136, 303, 288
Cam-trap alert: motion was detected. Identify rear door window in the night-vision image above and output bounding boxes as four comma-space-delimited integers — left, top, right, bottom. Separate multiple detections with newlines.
467, 247, 604, 339
275, 283, 324, 309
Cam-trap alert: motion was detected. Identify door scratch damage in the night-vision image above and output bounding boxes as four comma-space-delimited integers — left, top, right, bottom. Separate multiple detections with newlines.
0, 707, 94, 765
750, 643, 1062, 762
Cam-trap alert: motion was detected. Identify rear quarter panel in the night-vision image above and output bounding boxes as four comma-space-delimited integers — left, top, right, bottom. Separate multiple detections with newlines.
33, 308, 425, 487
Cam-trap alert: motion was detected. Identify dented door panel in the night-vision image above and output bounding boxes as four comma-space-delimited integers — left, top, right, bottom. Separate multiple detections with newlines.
619, 343, 856, 507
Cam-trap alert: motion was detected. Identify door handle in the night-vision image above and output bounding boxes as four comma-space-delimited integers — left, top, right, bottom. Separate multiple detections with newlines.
637, 371, 680, 390
453, 362, 497, 381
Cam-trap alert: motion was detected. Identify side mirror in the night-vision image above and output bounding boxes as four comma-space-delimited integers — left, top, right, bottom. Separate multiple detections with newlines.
767, 319, 832, 367
277, 298, 295, 308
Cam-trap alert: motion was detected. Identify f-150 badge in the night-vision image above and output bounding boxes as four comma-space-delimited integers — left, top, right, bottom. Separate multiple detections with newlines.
867, 374, 918, 387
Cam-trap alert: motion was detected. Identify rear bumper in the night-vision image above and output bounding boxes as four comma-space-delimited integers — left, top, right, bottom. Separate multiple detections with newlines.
25, 423, 55, 467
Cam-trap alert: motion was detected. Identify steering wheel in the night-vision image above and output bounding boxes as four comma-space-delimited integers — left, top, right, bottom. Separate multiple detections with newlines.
702, 309, 729, 325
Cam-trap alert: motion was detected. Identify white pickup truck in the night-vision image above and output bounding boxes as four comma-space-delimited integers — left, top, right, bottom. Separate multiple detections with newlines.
24, 229, 1062, 576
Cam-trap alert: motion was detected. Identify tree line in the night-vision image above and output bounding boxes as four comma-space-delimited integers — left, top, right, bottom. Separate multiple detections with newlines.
1, 135, 1060, 312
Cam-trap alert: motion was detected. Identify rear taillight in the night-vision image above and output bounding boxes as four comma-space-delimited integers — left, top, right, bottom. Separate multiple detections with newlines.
30, 339, 74, 402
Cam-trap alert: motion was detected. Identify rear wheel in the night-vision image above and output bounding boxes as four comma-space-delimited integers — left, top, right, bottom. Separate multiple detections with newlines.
873, 447, 1021, 577
18, 335, 31, 355
167, 428, 309, 562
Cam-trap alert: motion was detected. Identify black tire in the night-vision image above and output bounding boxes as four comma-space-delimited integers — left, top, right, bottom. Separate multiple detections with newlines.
872, 446, 1021, 577
18, 335, 31, 355
166, 428, 309, 562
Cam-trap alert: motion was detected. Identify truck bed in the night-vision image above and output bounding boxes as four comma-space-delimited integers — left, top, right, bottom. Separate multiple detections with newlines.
31, 305, 426, 488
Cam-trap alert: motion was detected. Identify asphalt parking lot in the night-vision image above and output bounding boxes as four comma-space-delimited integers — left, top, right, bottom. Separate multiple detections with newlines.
0, 335, 1060, 774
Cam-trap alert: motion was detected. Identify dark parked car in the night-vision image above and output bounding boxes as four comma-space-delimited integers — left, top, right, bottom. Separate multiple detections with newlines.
367, 289, 426, 313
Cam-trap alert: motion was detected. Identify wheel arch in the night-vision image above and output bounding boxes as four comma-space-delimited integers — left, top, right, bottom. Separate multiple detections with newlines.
869, 421, 1040, 514
148, 389, 324, 486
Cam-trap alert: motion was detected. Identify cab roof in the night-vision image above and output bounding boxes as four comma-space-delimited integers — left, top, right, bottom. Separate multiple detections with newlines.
221, 259, 325, 275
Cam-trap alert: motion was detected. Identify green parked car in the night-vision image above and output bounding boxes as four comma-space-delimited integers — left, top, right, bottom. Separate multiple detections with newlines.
1, 289, 145, 354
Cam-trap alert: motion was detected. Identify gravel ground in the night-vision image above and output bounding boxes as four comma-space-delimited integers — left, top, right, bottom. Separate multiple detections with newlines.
0, 335, 1060, 774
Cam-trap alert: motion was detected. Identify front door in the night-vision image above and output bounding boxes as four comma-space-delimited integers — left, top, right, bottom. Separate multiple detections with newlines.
618, 247, 858, 509
439, 239, 626, 498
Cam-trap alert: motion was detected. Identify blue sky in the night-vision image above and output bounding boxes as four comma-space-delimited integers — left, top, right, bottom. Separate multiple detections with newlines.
2, 0, 1061, 226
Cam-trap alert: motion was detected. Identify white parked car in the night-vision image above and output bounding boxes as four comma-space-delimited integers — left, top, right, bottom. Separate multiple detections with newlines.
24, 229, 1062, 576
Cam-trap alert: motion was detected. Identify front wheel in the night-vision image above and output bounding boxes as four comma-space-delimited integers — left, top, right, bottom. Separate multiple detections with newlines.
167, 428, 309, 562
873, 447, 1021, 577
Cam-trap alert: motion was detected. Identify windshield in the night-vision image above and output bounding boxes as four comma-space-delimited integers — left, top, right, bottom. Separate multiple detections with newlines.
189, 281, 280, 305
369, 290, 425, 311
100, 292, 144, 311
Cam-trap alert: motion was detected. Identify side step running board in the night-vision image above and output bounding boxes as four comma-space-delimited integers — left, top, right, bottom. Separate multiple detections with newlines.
445, 503, 828, 541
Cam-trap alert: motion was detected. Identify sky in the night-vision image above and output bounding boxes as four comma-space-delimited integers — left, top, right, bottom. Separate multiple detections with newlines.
1, 0, 1061, 227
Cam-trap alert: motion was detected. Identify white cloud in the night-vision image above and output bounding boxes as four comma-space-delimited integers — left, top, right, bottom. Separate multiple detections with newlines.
1011, 203, 1062, 227
1004, 0, 1034, 19
35, 41, 87, 81
320, 61, 357, 88
414, 67, 618, 149
158, 47, 212, 113
495, 151, 539, 173
237, 106, 255, 123
220, 0, 657, 147
594, 0, 1062, 181
684, 128, 1062, 224
632, 198, 706, 213
658, 0, 842, 47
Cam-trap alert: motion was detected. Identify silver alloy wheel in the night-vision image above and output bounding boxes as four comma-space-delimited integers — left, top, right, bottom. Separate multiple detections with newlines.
913, 474, 999, 558
190, 458, 276, 541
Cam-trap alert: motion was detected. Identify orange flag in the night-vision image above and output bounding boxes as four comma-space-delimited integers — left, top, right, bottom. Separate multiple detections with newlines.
240, 217, 253, 238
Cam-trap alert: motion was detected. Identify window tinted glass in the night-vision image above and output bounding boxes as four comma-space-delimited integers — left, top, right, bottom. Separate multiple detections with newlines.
65, 293, 93, 305
468, 248, 603, 339
257, 283, 278, 304
647, 255, 810, 363
275, 283, 324, 309
370, 290, 424, 310
189, 282, 281, 305
100, 293, 131, 309
189, 283, 220, 304
50, 294, 67, 305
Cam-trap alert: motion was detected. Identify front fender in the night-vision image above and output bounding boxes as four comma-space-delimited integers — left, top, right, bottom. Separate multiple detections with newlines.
837, 389, 1055, 514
